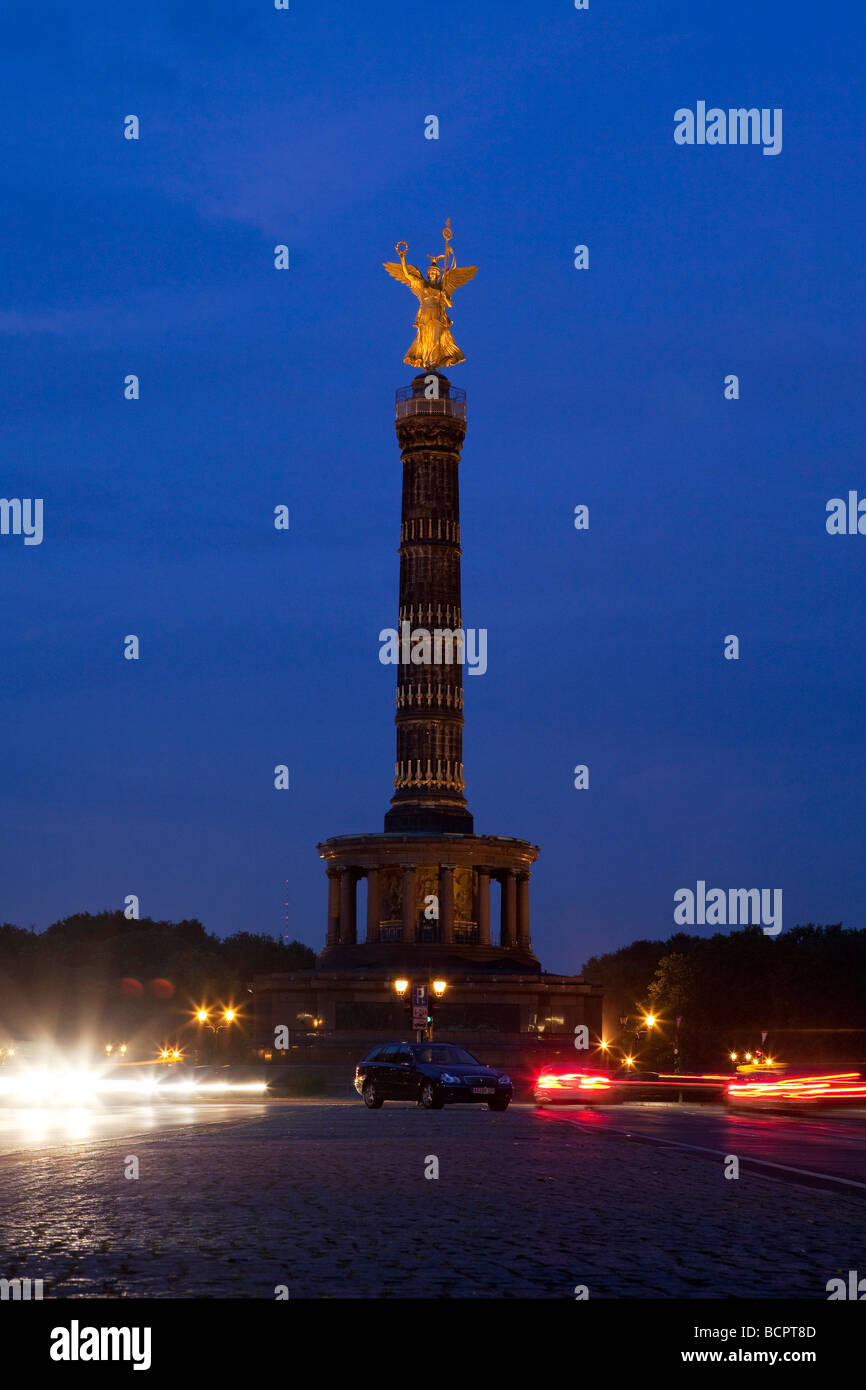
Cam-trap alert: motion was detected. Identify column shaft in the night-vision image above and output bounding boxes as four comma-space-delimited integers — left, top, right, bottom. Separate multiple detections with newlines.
439, 865, 455, 944
326, 870, 341, 946
501, 870, 517, 947
366, 867, 380, 943
339, 869, 357, 945
517, 872, 531, 949
475, 869, 490, 946
401, 865, 417, 943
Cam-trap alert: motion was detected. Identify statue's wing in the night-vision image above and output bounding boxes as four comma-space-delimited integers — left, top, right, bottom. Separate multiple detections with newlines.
441, 264, 477, 295
383, 261, 425, 292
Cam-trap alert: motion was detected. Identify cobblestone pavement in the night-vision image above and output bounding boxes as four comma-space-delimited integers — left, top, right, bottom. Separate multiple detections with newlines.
0, 1101, 861, 1298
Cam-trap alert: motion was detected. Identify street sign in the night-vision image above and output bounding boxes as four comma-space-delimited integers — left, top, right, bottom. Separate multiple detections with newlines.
412, 984, 428, 1031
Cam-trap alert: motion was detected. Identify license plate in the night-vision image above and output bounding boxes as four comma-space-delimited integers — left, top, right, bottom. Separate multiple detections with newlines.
472, 1087, 494, 1094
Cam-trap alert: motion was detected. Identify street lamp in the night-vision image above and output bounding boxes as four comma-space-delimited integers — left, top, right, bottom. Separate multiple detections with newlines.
194, 1006, 239, 1063
195, 1007, 238, 1033
393, 977, 446, 1040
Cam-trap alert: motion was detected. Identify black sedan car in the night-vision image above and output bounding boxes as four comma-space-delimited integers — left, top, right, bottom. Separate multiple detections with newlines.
354, 1042, 512, 1111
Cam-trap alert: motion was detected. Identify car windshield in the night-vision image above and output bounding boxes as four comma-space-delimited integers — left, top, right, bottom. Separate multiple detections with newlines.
413, 1045, 481, 1067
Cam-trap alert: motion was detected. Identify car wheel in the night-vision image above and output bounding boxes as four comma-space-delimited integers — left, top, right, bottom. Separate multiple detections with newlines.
363, 1080, 384, 1109
420, 1081, 444, 1110
488, 1096, 510, 1112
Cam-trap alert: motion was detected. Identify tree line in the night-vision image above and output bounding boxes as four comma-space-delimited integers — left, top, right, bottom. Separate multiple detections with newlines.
0, 911, 315, 1051
582, 924, 866, 1069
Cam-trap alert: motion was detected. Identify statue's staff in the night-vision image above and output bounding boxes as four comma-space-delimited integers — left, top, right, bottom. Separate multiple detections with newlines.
443, 218, 454, 272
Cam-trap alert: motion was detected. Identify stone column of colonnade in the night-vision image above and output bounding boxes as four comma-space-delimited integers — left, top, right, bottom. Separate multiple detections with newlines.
499, 870, 516, 947
326, 861, 531, 949
517, 871, 531, 948
471, 867, 531, 948
474, 869, 491, 946
339, 868, 357, 944
366, 867, 380, 943
438, 864, 455, 943
326, 869, 341, 946
401, 864, 417, 942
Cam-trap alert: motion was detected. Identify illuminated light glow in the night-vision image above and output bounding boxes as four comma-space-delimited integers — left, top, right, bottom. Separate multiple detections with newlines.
0, 1050, 270, 1109
223, 1010, 236, 1023
432, 980, 447, 996
726, 1071, 866, 1103
394, 979, 409, 995
196, 1010, 208, 1023
535, 1071, 612, 1090
645, 1015, 656, 1027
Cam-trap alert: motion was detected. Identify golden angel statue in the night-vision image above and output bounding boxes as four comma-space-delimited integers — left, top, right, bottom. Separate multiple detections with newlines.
384, 219, 477, 368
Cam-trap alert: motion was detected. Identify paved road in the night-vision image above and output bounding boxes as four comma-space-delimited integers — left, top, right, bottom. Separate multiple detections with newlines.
0, 1099, 862, 1298
539, 1101, 866, 1194
0, 1103, 268, 1156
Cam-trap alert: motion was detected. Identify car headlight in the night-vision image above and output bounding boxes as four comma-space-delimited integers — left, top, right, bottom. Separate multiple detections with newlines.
440, 1073, 461, 1085
497, 1074, 511, 1086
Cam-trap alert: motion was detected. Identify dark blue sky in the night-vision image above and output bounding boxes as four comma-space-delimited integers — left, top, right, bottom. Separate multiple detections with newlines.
0, 1, 863, 974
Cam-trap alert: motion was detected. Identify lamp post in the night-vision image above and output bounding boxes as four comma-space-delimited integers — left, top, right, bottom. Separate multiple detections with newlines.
194, 1007, 238, 1062
431, 979, 447, 1040
392, 978, 448, 1041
